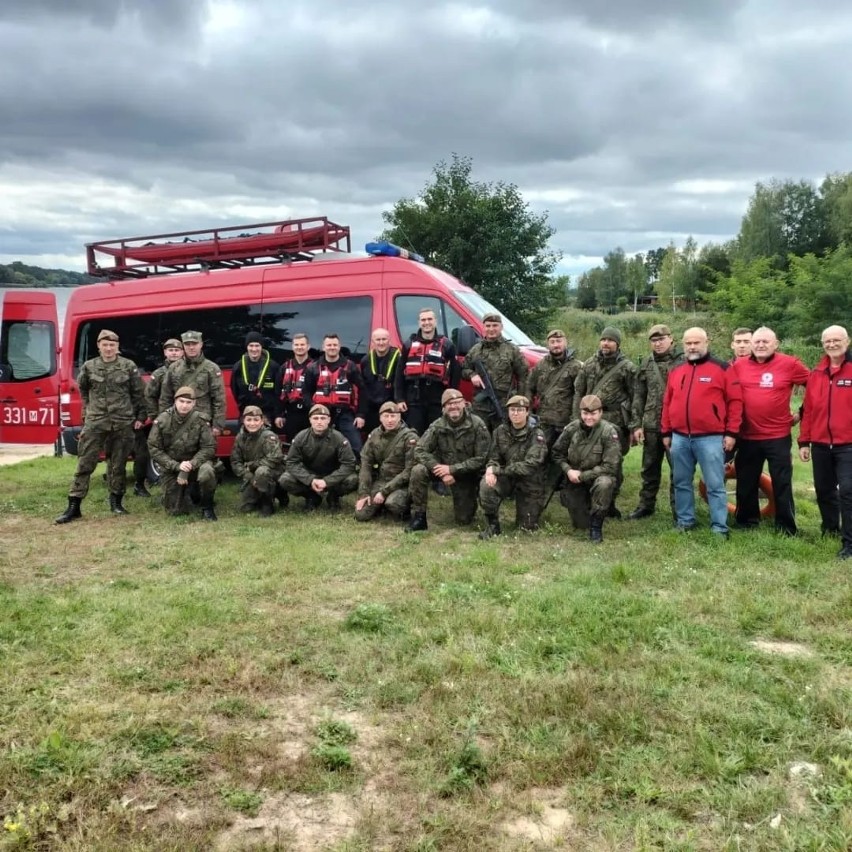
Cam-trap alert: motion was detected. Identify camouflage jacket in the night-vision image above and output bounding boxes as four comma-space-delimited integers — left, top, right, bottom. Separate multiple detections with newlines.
159, 354, 227, 430
551, 418, 623, 482
525, 350, 582, 428
285, 428, 357, 486
358, 424, 419, 497
572, 351, 637, 430
78, 355, 146, 427
486, 422, 548, 484
145, 362, 172, 420
414, 409, 491, 477
148, 408, 216, 472
462, 337, 529, 399
631, 344, 685, 431
230, 426, 285, 482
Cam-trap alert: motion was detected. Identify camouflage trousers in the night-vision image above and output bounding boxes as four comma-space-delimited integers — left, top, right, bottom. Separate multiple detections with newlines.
277, 471, 358, 500
637, 430, 675, 513
409, 463, 479, 525
69, 423, 135, 499
238, 464, 284, 510
354, 484, 410, 522
159, 463, 217, 515
479, 475, 545, 530
471, 402, 504, 434
559, 475, 615, 529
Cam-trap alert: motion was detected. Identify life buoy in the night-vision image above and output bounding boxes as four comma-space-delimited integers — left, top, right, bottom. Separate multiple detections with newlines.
698, 462, 775, 518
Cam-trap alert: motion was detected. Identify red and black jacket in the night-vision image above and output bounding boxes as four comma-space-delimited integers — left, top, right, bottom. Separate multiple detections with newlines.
798, 351, 852, 447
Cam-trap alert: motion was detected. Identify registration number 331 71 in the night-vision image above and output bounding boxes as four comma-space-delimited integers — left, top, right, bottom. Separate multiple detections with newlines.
1, 406, 56, 425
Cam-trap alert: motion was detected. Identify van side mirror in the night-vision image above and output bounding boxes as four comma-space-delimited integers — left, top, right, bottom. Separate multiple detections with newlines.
454, 325, 480, 356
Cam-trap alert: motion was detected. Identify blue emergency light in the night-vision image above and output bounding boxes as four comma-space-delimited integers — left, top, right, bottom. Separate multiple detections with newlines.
365, 241, 425, 263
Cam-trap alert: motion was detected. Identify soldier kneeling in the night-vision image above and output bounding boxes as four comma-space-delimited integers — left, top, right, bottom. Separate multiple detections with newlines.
551, 394, 622, 543
478, 395, 548, 538
231, 405, 286, 516
147, 386, 219, 521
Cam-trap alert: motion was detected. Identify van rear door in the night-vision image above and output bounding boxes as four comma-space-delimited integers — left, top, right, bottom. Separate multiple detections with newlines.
0, 291, 61, 444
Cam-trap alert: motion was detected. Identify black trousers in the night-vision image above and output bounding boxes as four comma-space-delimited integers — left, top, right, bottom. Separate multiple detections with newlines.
811, 443, 852, 548
404, 402, 443, 436
735, 436, 796, 534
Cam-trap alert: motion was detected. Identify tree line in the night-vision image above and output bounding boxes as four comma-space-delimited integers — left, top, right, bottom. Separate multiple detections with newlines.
0, 261, 94, 288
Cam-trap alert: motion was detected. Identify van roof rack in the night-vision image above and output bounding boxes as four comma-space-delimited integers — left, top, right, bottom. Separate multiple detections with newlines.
85, 216, 351, 279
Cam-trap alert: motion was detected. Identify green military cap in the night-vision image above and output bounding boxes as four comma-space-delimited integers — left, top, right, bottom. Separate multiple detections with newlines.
546, 329, 566, 340
243, 405, 263, 417
648, 324, 672, 339
174, 385, 195, 400
309, 404, 330, 417
441, 388, 465, 406
181, 330, 203, 343
163, 338, 183, 349
482, 312, 502, 323
97, 329, 119, 342
600, 326, 622, 345
579, 394, 603, 412
506, 395, 530, 408
379, 401, 401, 414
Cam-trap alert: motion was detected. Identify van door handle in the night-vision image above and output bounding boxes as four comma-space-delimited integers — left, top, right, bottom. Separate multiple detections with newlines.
0, 397, 15, 403
34, 387, 42, 394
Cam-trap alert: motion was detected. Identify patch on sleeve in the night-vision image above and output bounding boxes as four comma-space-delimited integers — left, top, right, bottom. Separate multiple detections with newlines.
407, 437, 418, 445
610, 429, 620, 441
536, 434, 546, 444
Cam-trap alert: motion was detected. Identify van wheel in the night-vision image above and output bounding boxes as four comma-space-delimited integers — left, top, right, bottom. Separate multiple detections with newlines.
147, 458, 162, 486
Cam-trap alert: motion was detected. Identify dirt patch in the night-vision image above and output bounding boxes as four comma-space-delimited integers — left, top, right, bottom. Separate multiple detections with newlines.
0, 443, 53, 466
499, 787, 575, 847
749, 640, 814, 658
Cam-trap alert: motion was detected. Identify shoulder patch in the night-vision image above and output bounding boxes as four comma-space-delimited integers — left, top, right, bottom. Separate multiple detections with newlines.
407, 437, 418, 445
536, 434, 545, 444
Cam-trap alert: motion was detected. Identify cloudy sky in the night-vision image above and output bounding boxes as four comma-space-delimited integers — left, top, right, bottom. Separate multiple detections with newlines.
1, 0, 850, 279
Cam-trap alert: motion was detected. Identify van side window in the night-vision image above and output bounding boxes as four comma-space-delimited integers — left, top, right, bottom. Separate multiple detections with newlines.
394, 296, 467, 342
1, 320, 55, 381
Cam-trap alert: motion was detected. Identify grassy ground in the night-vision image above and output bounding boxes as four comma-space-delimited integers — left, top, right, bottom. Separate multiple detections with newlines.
1, 441, 849, 851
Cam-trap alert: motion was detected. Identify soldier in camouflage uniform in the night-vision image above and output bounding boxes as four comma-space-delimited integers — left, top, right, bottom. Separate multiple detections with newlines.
525, 329, 582, 448
354, 401, 418, 522
158, 330, 227, 435
406, 388, 491, 532
230, 405, 286, 516
572, 326, 636, 517
478, 395, 549, 538
628, 324, 685, 520
552, 394, 623, 543
130, 337, 184, 497
278, 404, 358, 512
55, 329, 146, 524
148, 386, 218, 520
462, 312, 529, 431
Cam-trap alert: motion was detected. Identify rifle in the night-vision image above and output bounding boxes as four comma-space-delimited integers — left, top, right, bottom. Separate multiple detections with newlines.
471, 359, 505, 422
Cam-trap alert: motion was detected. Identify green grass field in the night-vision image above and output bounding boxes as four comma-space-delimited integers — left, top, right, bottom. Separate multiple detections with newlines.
1, 437, 850, 850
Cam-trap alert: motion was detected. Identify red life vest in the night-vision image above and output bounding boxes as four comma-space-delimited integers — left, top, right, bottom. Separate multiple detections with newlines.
280, 357, 311, 403
312, 361, 355, 409
404, 337, 449, 383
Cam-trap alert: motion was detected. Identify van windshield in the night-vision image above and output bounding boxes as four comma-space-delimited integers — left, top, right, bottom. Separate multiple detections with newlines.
451, 290, 537, 347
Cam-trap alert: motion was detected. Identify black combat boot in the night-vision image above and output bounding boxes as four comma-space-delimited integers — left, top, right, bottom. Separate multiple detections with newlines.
55, 497, 82, 525
405, 512, 428, 532
258, 496, 275, 517
133, 480, 151, 497
627, 505, 654, 520
606, 503, 622, 520
109, 493, 129, 515
478, 514, 502, 540
201, 498, 218, 522
589, 511, 604, 544
303, 493, 322, 512
276, 487, 290, 510
326, 493, 342, 513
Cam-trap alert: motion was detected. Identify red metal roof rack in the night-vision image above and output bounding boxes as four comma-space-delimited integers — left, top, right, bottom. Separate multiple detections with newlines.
85, 216, 351, 279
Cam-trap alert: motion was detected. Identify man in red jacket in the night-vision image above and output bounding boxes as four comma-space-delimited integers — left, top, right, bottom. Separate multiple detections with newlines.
798, 325, 852, 559
661, 327, 743, 537
733, 326, 810, 536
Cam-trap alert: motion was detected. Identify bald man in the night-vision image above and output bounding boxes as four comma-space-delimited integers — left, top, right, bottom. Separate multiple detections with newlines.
359, 327, 402, 434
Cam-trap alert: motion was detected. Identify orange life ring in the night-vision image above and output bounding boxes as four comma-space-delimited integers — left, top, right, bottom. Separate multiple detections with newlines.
698, 462, 775, 518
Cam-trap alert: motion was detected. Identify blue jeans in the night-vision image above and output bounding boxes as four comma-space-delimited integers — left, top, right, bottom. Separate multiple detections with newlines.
671, 433, 728, 534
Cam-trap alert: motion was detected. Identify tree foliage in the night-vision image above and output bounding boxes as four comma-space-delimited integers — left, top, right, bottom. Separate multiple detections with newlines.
380, 154, 562, 333
0, 261, 93, 288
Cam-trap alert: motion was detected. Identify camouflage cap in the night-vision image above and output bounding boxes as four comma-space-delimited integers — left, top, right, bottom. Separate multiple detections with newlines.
174, 385, 195, 400
379, 401, 401, 414
441, 388, 465, 406
579, 394, 603, 412
163, 338, 183, 349
600, 326, 622, 345
506, 395, 530, 408
482, 312, 502, 323
648, 323, 672, 339
546, 329, 567, 340
181, 330, 203, 343
309, 403, 330, 417
243, 405, 263, 418
97, 329, 119, 342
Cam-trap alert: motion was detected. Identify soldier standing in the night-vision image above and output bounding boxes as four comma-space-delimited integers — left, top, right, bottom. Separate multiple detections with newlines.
572, 326, 636, 517
278, 404, 358, 512
627, 324, 684, 520
552, 394, 623, 543
355, 401, 418, 522
525, 328, 582, 448
230, 405, 286, 516
462, 312, 528, 431
148, 386, 219, 521
55, 329, 146, 524
406, 389, 491, 532
159, 331, 227, 437
479, 395, 548, 538
230, 331, 281, 424
274, 333, 313, 441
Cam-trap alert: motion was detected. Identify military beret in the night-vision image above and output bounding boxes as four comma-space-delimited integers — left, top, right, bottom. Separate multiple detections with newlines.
174, 385, 195, 400
163, 338, 183, 349
441, 388, 465, 406
97, 329, 119, 342
648, 324, 672, 339
579, 394, 603, 412
243, 405, 263, 417
379, 401, 401, 414
181, 330, 203, 343
600, 326, 622, 345
309, 404, 330, 417
482, 312, 502, 323
546, 329, 566, 340
506, 395, 530, 408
